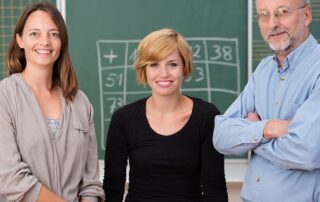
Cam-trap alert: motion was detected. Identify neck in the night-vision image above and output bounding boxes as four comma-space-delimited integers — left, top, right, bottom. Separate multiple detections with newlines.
21, 65, 53, 93
147, 94, 185, 113
275, 53, 288, 67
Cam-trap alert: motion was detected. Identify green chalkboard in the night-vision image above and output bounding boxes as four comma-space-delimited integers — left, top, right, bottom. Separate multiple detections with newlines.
252, 0, 320, 69
66, 0, 248, 159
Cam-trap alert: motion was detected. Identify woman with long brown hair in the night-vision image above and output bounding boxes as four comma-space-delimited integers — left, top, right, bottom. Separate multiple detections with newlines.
0, 2, 104, 202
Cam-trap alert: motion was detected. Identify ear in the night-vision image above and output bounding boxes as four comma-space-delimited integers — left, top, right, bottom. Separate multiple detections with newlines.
16, 33, 24, 49
304, 5, 312, 27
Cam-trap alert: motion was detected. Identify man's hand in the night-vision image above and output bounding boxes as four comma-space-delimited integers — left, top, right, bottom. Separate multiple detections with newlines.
246, 112, 261, 121
246, 112, 289, 140
263, 120, 289, 140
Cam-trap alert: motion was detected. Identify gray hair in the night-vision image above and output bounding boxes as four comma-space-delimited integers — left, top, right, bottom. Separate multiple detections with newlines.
303, 0, 310, 5
255, 0, 310, 6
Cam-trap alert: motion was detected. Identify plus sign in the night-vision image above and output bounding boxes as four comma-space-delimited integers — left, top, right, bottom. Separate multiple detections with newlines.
103, 49, 118, 63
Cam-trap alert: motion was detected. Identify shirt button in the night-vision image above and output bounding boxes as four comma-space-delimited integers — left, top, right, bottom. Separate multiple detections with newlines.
280, 76, 285, 81
275, 101, 279, 106
257, 177, 261, 182
253, 136, 258, 142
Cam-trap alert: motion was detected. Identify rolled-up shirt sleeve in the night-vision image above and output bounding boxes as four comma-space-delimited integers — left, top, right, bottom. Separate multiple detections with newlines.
213, 75, 267, 156
254, 87, 320, 171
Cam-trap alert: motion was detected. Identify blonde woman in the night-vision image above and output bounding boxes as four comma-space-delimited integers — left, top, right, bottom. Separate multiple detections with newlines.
103, 28, 228, 202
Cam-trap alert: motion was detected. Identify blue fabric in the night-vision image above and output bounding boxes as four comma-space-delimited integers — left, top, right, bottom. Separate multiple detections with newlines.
47, 119, 60, 138
213, 35, 320, 202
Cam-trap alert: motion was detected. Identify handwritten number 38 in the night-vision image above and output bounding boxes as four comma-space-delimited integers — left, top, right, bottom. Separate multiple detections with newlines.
211, 45, 233, 61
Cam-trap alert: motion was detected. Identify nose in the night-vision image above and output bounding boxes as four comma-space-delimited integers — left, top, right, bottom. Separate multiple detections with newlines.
159, 65, 169, 77
39, 34, 50, 45
268, 14, 280, 28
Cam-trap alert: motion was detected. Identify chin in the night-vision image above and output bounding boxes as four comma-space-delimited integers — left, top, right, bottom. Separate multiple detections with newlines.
268, 41, 291, 53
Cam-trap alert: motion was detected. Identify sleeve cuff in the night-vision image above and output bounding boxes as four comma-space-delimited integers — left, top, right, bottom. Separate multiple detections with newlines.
244, 120, 268, 144
21, 182, 41, 201
81, 196, 98, 202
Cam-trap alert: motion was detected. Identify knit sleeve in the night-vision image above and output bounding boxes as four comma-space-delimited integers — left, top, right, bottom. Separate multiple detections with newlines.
200, 105, 228, 202
103, 109, 128, 202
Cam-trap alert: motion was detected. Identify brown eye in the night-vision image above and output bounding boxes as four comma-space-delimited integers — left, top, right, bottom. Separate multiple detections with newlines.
49, 32, 60, 38
29, 32, 40, 37
149, 63, 158, 68
257, 11, 269, 22
168, 63, 178, 68
276, 7, 291, 18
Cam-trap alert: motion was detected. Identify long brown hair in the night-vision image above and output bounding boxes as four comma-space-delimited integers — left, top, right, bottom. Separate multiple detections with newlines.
5, 2, 78, 102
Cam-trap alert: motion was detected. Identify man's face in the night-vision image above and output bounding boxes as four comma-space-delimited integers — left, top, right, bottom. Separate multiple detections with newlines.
256, 0, 311, 54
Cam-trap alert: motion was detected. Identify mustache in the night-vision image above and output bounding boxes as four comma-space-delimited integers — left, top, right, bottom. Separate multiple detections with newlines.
267, 27, 289, 39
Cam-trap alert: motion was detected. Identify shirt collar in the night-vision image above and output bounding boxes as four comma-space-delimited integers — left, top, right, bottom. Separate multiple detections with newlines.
272, 34, 318, 73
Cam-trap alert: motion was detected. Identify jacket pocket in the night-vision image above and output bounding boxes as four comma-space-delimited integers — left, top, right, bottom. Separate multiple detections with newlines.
73, 121, 90, 135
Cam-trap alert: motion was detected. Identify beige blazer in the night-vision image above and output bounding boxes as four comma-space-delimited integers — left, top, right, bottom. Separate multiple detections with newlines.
0, 74, 104, 202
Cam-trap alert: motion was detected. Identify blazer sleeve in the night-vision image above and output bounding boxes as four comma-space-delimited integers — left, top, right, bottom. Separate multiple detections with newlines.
0, 85, 42, 202
77, 95, 105, 201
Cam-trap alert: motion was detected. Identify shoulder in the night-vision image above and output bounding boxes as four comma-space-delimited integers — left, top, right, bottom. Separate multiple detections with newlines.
0, 74, 19, 91
190, 96, 220, 115
0, 74, 21, 103
70, 90, 93, 120
73, 90, 91, 107
254, 56, 274, 74
0, 77, 10, 95
112, 97, 147, 120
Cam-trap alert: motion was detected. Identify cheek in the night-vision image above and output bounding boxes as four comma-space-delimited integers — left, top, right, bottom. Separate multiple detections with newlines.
145, 70, 153, 84
176, 68, 184, 78
17, 40, 30, 50
259, 25, 269, 38
145, 68, 155, 78
55, 40, 62, 50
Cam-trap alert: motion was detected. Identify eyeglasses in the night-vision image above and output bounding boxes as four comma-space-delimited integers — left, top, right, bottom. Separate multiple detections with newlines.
257, 4, 308, 23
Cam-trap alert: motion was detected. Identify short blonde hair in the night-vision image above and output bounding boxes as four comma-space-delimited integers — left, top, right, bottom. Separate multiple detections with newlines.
134, 28, 192, 85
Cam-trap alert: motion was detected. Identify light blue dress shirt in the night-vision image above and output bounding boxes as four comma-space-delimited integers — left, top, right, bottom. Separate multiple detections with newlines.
213, 35, 320, 202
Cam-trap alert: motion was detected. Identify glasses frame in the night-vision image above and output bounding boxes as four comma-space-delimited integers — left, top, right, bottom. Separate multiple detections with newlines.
256, 4, 309, 23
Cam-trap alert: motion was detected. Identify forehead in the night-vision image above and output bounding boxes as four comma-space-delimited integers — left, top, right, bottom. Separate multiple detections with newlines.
256, 0, 301, 10
162, 49, 182, 61
24, 10, 57, 30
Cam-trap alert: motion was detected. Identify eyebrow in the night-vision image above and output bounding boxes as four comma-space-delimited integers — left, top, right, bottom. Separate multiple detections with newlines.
25, 28, 59, 32
168, 59, 178, 62
257, 5, 289, 12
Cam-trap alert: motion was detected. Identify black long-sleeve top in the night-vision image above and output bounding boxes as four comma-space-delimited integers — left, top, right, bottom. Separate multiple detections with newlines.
103, 97, 228, 202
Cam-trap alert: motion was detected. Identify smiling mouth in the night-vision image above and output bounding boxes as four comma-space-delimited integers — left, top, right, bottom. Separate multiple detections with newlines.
34, 49, 52, 54
268, 28, 288, 39
156, 80, 172, 87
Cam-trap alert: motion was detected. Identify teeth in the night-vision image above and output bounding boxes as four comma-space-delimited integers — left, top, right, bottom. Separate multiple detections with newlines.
34, 50, 51, 54
157, 81, 172, 87
158, 81, 171, 85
